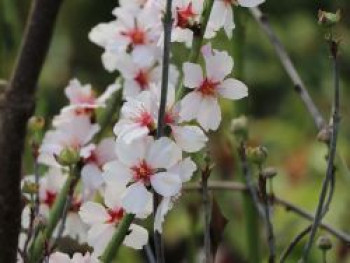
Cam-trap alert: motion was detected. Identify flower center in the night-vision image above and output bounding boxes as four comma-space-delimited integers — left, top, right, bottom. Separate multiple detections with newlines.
131, 160, 154, 184
198, 78, 219, 96
43, 190, 57, 208
136, 111, 154, 129
134, 70, 149, 90
121, 27, 146, 46
106, 208, 125, 224
70, 197, 82, 213
74, 108, 94, 116
176, 3, 197, 28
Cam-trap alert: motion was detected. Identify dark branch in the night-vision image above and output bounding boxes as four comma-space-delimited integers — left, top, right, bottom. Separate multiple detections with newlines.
0, 0, 63, 261
249, 7, 326, 131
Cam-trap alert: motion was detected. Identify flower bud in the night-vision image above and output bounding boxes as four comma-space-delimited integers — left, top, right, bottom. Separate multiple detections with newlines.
246, 146, 268, 165
22, 181, 39, 195
261, 167, 277, 179
317, 127, 331, 144
230, 116, 248, 140
57, 147, 80, 166
318, 9, 341, 27
28, 116, 45, 132
317, 235, 333, 250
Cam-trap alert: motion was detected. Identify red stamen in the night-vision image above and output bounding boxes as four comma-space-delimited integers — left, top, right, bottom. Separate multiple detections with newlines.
176, 3, 197, 28
106, 208, 125, 224
134, 70, 149, 90
131, 160, 154, 184
198, 78, 219, 96
43, 191, 57, 208
121, 27, 146, 46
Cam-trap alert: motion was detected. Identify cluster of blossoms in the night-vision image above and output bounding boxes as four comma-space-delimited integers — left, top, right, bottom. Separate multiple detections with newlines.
19, 0, 264, 261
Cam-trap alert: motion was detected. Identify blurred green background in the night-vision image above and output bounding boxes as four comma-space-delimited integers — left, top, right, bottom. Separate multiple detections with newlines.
1, 0, 350, 262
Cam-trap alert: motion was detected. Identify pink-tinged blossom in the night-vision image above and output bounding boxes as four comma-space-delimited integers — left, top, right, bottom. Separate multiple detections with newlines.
79, 189, 148, 255
156, 0, 203, 47
206, 0, 265, 39
115, 86, 207, 152
154, 157, 196, 232
112, 51, 179, 97
102, 137, 183, 216
152, 84, 208, 152
21, 169, 88, 242
113, 91, 158, 144
180, 47, 248, 131
81, 138, 117, 197
103, 142, 197, 232
38, 115, 100, 167
53, 80, 120, 127
89, 6, 161, 71
48, 252, 99, 263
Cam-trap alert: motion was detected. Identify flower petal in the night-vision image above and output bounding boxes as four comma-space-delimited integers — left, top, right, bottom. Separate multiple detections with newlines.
217, 78, 248, 100
79, 202, 109, 226
171, 125, 207, 153
122, 182, 153, 215
146, 137, 182, 169
205, 50, 233, 82
183, 62, 203, 89
87, 224, 115, 256
168, 157, 197, 183
238, 0, 265, 7
151, 172, 181, 197
123, 224, 149, 249
179, 92, 202, 122
197, 96, 221, 131
154, 197, 174, 233
115, 137, 149, 166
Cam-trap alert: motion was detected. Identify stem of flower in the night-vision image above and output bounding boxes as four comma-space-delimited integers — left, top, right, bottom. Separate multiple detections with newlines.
201, 165, 212, 263
100, 213, 136, 263
29, 165, 79, 263
301, 38, 340, 262
153, 0, 173, 262
175, 0, 215, 99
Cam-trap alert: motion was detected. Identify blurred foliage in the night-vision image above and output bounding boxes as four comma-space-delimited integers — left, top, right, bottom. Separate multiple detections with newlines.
1, 0, 350, 262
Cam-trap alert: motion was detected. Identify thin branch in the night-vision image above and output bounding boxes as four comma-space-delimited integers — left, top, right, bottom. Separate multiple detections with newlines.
238, 142, 265, 217
301, 38, 341, 262
29, 166, 80, 263
144, 243, 156, 263
249, 7, 326, 130
280, 225, 311, 263
183, 181, 350, 244
279, 174, 335, 262
176, 0, 215, 99
50, 194, 72, 251
202, 166, 212, 263
274, 197, 350, 244
153, 0, 173, 262
259, 173, 275, 263
0, 0, 63, 261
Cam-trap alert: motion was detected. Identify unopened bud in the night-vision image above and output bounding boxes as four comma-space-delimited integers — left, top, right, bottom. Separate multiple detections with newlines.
246, 146, 268, 165
22, 181, 39, 195
28, 116, 45, 132
57, 147, 80, 166
261, 167, 277, 179
317, 127, 331, 144
318, 9, 341, 27
317, 235, 333, 250
231, 116, 248, 140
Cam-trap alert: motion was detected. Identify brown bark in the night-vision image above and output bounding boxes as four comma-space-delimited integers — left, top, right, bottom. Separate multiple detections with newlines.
0, 0, 63, 261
